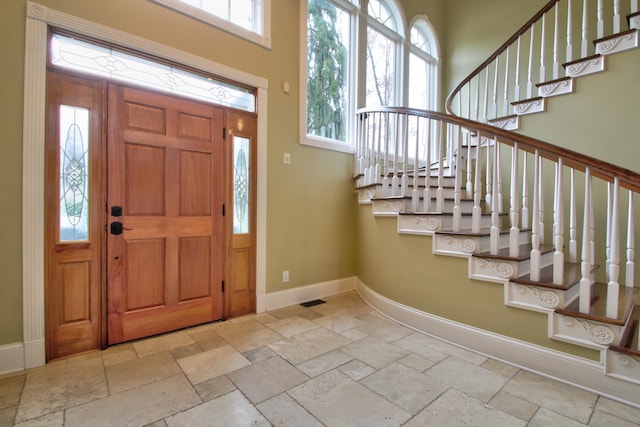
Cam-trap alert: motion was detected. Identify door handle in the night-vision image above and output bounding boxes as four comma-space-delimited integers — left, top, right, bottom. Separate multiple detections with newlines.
110, 222, 132, 235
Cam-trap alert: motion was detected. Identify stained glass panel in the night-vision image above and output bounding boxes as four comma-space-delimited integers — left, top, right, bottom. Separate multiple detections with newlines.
59, 105, 90, 242
233, 136, 250, 234
51, 33, 256, 112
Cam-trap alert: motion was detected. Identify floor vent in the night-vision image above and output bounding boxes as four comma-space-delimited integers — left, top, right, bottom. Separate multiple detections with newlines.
300, 299, 326, 308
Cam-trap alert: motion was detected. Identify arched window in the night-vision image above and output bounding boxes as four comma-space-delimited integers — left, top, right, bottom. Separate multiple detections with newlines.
408, 17, 440, 110
366, 0, 405, 107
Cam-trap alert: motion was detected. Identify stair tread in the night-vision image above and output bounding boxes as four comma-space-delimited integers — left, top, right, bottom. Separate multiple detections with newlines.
610, 306, 640, 356
473, 243, 554, 261
435, 227, 531, 237
372, 195, 473, 202
556, 283, 638, 326
510, 262, 595, 290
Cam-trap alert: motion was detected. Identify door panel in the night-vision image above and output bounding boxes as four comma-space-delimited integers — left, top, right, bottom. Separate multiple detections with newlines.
45, 71, 104, 360
107, 85, 224, 345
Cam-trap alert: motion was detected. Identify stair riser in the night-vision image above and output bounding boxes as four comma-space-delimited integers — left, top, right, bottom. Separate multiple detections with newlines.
605, 350, 640, 385
398, 215, 499, 238
505, 280, 580, 313
430, 230, 531, 257
379, 185, 459, 200
356, 188, 376, 204
550, 313, 627, 349
372, 198, 478, 216
469, 251, 554, 283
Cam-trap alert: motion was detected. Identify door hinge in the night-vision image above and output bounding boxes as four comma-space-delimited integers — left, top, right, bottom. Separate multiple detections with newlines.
221, 280, 225, 292
223, 127, 226, 139
222, 204, 226, 216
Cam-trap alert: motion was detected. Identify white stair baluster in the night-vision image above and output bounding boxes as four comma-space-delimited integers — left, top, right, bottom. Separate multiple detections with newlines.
598, 0, 605, 39
401, 114, 409, 198
614, 0, 622, 34
569, 169, 578, 263
490, 138, 500, 254
453, 126, 463, 231
530, 150, 542, 281
553, 158, 565, 284
381, 112, 391, 196
567, 0, 574, 63
580, 168, 593, 313
582, 0, 589, 57
436, 121, 445, 212
392, 113, 400, 195
528, 23, 535, 98
374, 112, 383, 186
411, 116, 420, 211
423, 118, 432, 212
474, 76, 481, 122
553, 4, 560, 79
493, 57, 499, 118
540, 12, 547, 83
465, 131, 473, 199
510, 143, 520, 257
632, 0, 639, 14
607, 178, 621, 319
538, 156, 545, 245
514, 36, 522, 103
503, 47, 510, 116
483, 68, 490, 122
626, 190, 635, 287
522, 152, 530, 230
472, 134, 483, 233
606, 182, 612, 280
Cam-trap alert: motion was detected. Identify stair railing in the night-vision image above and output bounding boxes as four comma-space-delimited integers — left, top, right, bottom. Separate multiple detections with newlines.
355, 107, 638, 320
445, 0, 639, 123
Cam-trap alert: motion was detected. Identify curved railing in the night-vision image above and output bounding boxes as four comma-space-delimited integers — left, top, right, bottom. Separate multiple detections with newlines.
445, 0, 638, 123
354, 106, 638, 319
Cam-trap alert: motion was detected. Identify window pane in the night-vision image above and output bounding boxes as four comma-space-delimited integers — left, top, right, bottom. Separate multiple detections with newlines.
59, 105, 90, 242
409, 52, 429, 109
233, 136, 250, 234
368, 0, 396, 31
177, 0, 259, 32
306, 0, 349, 142
366, 27, 395, 107
51, 33, 256, 112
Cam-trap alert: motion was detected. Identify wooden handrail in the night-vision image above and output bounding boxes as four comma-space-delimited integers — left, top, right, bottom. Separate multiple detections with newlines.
357, 106, 640, 192
444, 0, 560, 115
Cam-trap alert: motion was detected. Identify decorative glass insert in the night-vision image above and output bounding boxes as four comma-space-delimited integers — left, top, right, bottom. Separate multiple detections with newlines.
233, 136, 250, 234
50, 33, 256, 112
59, 105, 90, 242
368, 0, 397, 31
306, 0, 350, 142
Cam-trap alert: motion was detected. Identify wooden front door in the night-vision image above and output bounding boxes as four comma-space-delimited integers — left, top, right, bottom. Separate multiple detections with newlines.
106, 85, 225, 344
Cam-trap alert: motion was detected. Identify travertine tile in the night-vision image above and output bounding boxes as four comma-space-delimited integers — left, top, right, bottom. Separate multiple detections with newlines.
393, 332, 450, 362
360, 362, 447, 414
268, 327, 350, 365
265, 316, 320, 338
13, 411, 63, 427
15, 357, 108, 424
106, 351, 181, 394
165, 390, 269, 427
193, 375, 236, 402
341, 336, 408, 369
0, 375, 25, 410
595, 397, 640, 424
188, 329, 228, 352
177, 345, 251, 385
65, 374, 200, 427
352, 313, 413, 342
398, 353, 436, 372
288, 370, 411, 426
132, 331, 196, 358
481, 358, 519, 378
296, 349, 353, 378
426, 356, 509, 402
312, 313, 366, 333
257, 393, 323, 427
489, 391, 539, 421
269, 305, 322, 320
337, 359, 375, 381
404, 388, 526, 427
102, 346, 138, 368
215, 320, 283, 352
227, 356, 308, 404
527, 408, 588, 427
589, 409, 639, 427
242, 346, 277, 363
503, 370, 597, 424
168, 343, 202, 360
0, 407, 17, 427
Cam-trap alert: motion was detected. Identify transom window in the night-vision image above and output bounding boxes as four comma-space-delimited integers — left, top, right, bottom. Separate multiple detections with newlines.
149, 0, 271, 48
50, 33, 256, 112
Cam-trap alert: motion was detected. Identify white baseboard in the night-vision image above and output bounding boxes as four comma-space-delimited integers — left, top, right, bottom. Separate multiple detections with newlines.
258, 276, 357, 312
0, 342, 25, 375
356, 279, 640, 408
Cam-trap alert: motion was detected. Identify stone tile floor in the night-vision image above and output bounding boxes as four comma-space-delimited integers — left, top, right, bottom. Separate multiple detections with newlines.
1, 291, 639, 426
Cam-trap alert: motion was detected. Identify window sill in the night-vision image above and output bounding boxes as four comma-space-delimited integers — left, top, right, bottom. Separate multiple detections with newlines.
301, 135, 354, 154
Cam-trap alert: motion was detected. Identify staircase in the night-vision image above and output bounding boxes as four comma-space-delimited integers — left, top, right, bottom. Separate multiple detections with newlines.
353, 0, 640, 408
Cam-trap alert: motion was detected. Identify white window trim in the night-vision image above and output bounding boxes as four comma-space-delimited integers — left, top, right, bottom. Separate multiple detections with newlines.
149, 0, 272, 49
300, 0, 357, 154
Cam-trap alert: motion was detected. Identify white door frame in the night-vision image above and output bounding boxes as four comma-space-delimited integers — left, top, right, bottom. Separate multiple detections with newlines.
20, 1, 268, 369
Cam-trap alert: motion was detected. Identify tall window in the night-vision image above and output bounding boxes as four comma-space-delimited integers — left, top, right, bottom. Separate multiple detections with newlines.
366, 0, 403, 107
408, 18, 439, 110
302, 0, 355, 150
149, 0, 271, 47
